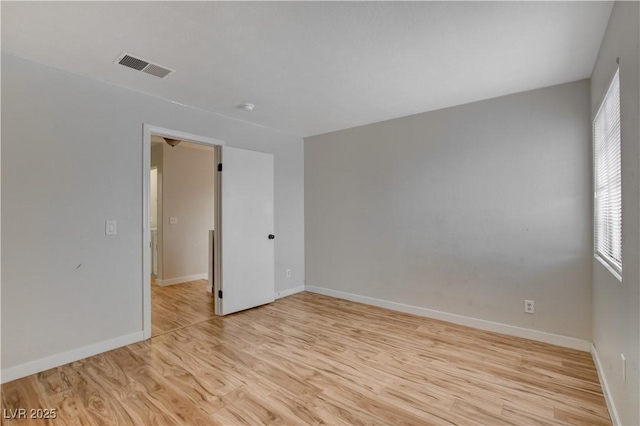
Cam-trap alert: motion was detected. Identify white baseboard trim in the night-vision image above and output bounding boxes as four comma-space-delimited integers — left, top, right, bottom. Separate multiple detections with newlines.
591, 344, 621, 426
276, 285, 305, 299
156, 273, 208, 286
305, 286, 591, 352
1, 331, 144, 384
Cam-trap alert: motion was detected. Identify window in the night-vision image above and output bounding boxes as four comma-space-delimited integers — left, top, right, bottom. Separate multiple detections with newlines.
594, 69, 622, 277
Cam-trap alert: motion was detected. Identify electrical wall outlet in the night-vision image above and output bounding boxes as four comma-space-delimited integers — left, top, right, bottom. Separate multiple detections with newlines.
105, 220, 118, 235
621, 353, 626, 382
524, 300, 535, 314
286, 269, 292, 278
170, 217, 178, 224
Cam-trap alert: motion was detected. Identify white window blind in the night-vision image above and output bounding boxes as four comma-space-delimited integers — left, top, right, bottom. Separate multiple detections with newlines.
594, 69, 622, 276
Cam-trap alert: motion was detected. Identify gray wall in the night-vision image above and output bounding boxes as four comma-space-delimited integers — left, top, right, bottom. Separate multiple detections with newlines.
1, 53, 305, 371
161, 143, 216, 282
151, 144, 164, 278
590, 2, 640, 424
305, 80, 592, 340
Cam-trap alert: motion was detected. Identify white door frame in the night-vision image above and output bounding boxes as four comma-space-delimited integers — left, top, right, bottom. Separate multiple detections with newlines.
142, 124, 225, 339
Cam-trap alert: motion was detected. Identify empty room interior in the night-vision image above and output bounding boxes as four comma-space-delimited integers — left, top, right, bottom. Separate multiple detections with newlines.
1, 2, 639, 425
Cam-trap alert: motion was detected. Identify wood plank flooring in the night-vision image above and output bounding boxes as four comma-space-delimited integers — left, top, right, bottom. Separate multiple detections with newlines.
151, 279, 215, 337
1, 291, 611, 425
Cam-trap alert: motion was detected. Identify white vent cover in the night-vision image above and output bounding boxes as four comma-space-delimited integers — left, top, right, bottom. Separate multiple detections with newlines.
116, 53, 174, 79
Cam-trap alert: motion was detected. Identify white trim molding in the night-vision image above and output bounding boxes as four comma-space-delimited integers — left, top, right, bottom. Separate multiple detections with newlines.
155, 274, 209, 287
275, 285, 305, 299
143, 124, 226, 148
304, 286, 592, 352
1, 332, 144, 384
591, 344, 621, 426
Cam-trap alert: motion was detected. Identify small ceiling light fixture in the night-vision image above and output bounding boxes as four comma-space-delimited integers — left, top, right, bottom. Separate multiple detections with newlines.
238, 103, 255, 112
164, 138, 181, 147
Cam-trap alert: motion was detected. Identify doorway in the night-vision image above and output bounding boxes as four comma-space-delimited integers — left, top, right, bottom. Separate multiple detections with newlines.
149, 136, 217, 336
143, 125, 225, 339
142, 124, 276, 340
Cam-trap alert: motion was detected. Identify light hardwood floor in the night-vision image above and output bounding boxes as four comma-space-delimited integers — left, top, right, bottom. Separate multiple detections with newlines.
1, 291, 611, 425
151, 279, 215, 337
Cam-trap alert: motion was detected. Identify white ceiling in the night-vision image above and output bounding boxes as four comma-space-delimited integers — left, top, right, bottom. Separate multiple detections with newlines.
2, 2, 612, 138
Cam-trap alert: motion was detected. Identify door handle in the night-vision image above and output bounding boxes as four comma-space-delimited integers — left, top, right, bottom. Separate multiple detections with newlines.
268, 234, 275, 240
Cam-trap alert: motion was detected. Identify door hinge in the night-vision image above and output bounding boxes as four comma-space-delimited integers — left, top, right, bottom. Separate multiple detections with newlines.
218, 290, 223, 299
218, 163, 222, 172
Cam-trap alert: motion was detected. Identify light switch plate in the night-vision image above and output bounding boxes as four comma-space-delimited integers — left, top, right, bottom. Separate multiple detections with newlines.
170, 217, 178, 225
106, 220, 118, 235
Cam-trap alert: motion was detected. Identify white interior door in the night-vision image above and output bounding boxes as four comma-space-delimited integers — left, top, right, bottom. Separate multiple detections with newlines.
216, 146, 275, 315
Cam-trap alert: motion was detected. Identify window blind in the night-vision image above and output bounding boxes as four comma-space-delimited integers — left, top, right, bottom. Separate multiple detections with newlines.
593, 69, 622, 276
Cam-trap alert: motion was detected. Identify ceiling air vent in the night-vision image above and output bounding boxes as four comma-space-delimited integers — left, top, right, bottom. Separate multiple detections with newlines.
116, 53, 174, 79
